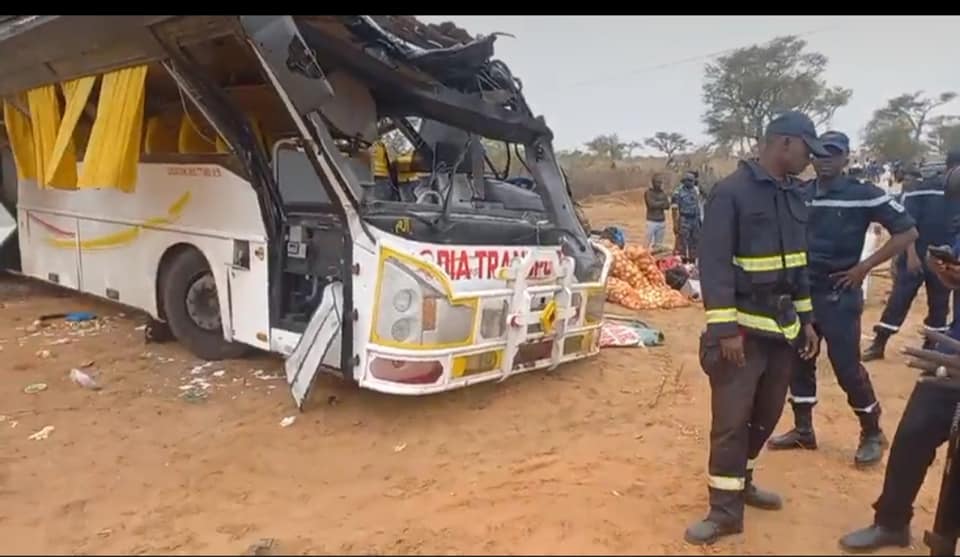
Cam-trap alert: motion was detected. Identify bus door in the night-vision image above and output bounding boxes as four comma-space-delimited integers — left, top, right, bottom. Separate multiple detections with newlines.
240, 16, 372, 408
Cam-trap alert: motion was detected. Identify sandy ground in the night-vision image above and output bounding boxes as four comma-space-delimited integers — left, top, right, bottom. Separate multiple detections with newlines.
0, 194, 948, 555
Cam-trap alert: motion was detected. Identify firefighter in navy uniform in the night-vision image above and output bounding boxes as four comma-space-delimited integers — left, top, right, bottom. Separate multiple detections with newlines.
684, 111, 824, 546
767, 132, 918, 467
863, 156, 959, 360
839, 162, 960, 552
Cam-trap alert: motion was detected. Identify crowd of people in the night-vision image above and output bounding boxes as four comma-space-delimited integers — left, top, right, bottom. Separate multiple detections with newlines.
643, 113, 960, 550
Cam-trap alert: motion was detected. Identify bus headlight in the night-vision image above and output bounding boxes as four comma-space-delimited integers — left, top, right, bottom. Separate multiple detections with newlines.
393, 289, 415, 312
373, 255, 477, 349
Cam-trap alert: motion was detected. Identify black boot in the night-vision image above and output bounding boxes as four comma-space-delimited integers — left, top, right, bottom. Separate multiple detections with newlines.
767, 404, 817, 450
838, 523, 910, 552
855, 412, 888, 468
744, 470, 782, 510
683, 518, 743, 546
684, 489, 743, 545
862, 331, 891, 362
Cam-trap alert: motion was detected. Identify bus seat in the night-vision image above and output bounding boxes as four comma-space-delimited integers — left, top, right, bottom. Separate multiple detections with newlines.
144, 115, 179, 154
177, 113, 216, 154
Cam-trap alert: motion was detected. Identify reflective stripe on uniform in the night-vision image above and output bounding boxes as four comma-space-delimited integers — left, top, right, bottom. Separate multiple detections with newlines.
877, 322, 900, 332
854, 401, 879, 414
737, 311, 801, 341
902, 190, 945, 199
793, 297, 813, 313
732, 251, 807, 272
708, 475, 745, 491
746, 458, 757, 471
705, 308, 737, 324
924, 324, 950, 332
808, 195, 892, 208
705, 309, 801, 340
788, 395, 817, 404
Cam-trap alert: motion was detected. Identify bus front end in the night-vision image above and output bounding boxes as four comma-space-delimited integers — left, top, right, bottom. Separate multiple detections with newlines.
357, 236, 611, 394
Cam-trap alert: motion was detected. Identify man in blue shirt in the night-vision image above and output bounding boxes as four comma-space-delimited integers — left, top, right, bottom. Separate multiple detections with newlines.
863, 158, 958, 360
672, 171, 702, 262
767, 131, 918, 467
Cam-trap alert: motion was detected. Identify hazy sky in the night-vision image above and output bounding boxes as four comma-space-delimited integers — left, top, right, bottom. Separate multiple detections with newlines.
418, 15, 958, 153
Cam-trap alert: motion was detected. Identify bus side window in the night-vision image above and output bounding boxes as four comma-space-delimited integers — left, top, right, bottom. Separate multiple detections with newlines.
275, 147, 331, 206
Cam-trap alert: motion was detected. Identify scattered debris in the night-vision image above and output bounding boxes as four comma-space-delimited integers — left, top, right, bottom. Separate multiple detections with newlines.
611, 489, 623, 497
97, 528, 112, 538
65, 311, 97, 323
190, 362, 214, 375
70, 368, 101, 391
134, 324, 147, 331
252, 369, 281, 381
79, 360, 95, 368
39, 312, 68, 322
280, 416, 297, 428
23, 382, 48, 394
327, 395, 340, 406
393, 442, 407, 453
36, 349, 51, 359
28, 425, 54, 440
179, 389, 208, 403
212, 370, 226, 378
244, 538, 276, 556
48, 338, 72, 346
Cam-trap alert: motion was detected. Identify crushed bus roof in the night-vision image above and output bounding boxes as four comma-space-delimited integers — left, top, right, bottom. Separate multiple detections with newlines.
0, 15, 551, 144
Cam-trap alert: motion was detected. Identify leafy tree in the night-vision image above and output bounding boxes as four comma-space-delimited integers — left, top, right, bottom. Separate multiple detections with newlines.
863, 92, 957, 161
928, 116, 960, 154
872, 91, 956, 142
644, 132, 693, 167
863, 120, 926, 163
702, 35, 852, 149
584, 134, 630, 161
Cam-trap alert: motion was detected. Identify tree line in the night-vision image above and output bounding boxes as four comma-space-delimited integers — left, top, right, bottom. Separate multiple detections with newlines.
570, 35, 957, 167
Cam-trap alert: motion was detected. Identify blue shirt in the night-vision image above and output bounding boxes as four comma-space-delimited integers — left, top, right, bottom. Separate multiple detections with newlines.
672, 183, 701, 219
901, 175, 960, 252
803, 175, 915, 292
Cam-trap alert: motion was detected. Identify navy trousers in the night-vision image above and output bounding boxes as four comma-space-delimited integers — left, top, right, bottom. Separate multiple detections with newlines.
788, 288, 880, 415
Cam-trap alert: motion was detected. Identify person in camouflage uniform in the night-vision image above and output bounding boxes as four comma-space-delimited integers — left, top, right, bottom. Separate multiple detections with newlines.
672, 171, 702, 262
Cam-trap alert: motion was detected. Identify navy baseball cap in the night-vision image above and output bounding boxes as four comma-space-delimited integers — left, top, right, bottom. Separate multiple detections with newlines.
765, 111, 828, 157
819, 131, 850, 155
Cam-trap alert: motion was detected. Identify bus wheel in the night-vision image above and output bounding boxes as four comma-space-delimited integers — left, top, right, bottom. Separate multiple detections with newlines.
160, 248, 248, 361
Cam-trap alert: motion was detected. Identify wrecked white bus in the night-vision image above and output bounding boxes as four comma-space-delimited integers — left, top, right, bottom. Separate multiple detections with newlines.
0, 15, 611, 405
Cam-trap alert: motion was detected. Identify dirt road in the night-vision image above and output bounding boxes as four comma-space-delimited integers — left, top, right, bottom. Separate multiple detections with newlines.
0, 195, 945, 555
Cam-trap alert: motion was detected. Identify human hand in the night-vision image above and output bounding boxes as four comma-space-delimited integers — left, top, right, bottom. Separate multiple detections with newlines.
830, 264, 869, 290
719, 335, 745, 367
799, 324, 819, 360
906, 250, 923, 275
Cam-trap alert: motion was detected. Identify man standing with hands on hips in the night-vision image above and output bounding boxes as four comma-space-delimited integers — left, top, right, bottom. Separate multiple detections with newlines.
766, 131, 917, 467
684, 111, 823, 545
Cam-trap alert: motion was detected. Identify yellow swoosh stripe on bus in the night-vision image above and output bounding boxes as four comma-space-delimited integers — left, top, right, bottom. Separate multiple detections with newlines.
46, 191, 192, 250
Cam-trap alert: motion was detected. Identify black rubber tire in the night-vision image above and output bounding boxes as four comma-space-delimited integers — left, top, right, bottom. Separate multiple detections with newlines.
160, 248, 248, 361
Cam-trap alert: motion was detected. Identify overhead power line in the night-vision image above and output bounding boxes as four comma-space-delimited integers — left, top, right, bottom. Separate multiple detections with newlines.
560, 24, 841, 91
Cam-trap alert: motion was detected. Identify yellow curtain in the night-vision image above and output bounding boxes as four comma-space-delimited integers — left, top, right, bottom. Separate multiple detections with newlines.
2, 96, 36, 180
78, 65, 147, 192
43, 76, 96, 190
27, 85, 73, 188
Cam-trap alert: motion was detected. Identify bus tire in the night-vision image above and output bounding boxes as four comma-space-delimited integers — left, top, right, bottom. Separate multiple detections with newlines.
160, 248, 248, 361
